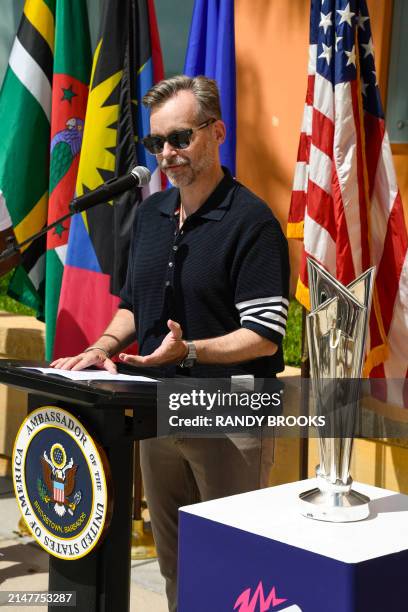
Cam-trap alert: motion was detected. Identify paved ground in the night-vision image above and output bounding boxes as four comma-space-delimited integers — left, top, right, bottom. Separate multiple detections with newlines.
0, 476, 167, 611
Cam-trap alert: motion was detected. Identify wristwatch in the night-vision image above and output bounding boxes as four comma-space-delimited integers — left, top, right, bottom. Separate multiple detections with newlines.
179, 341, 197, 368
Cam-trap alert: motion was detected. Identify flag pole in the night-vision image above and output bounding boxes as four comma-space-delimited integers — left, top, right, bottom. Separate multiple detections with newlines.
299, 306, 310, 480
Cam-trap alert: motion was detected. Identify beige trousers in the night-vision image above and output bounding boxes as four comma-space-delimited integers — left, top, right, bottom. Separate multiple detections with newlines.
140, 434, 274, 612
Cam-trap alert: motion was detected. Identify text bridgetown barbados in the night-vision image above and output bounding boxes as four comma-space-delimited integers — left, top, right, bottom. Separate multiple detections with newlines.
157, 384, 326, 436
13, 406, 109, 560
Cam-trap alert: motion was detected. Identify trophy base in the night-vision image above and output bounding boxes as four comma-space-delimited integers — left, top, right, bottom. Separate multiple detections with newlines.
299, 487, 370, 522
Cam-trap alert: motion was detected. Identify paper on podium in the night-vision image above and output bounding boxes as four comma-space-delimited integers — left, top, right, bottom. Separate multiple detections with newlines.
20, 367, 158, 383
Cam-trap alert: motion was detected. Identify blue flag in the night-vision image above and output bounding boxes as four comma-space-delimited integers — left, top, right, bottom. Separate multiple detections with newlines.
184, 0, 236, 175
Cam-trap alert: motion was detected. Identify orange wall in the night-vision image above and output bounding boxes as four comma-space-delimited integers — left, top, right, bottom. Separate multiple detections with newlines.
235, 0, 309, 293
235, 0, 407, 293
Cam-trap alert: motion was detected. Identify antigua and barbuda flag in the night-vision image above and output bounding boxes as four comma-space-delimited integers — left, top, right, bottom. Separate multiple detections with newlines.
184, 0, 236, 175
53, 0, 164, 358
0, 0, 91, 360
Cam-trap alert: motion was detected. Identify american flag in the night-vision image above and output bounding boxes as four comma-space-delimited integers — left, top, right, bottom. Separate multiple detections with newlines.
288, 0, 408, 404
53, 480, 65, 504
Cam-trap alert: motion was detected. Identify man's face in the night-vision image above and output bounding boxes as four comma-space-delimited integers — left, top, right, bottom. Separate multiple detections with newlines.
149, 90, 223, 187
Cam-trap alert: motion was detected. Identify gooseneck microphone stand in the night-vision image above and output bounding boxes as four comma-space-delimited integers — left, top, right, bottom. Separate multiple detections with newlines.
0, 207, 76, 263
0, 165, 151, 263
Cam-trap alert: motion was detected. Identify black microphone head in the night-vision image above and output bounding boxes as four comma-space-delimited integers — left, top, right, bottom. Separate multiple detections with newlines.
131, 166, 151, 186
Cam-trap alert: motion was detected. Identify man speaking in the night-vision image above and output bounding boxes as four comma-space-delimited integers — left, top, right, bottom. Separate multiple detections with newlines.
52, 75, 290, 611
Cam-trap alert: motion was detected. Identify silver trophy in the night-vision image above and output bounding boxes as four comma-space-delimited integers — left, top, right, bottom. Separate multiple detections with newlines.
299, 258, 375, 522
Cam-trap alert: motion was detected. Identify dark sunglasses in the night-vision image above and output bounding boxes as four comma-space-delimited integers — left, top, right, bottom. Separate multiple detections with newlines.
142, 118, 217, 155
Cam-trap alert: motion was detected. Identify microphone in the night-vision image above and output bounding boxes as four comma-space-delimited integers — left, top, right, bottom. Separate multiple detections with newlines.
70, 166, 151, 213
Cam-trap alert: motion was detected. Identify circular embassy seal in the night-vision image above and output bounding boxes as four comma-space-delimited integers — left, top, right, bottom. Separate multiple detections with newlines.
12, 406, 113, 560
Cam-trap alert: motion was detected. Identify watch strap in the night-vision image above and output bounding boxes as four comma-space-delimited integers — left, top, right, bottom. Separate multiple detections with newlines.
179, 341, 197, 367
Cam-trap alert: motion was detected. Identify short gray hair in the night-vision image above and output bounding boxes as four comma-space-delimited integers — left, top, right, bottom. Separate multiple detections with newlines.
142, 75, 222, 122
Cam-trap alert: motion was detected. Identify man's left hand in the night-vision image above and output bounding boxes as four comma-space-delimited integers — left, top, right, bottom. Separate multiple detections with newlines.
119, 319, 188, 366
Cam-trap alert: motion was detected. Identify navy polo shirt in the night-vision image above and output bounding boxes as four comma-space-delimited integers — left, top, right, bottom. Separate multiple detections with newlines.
119, 168, 290, 377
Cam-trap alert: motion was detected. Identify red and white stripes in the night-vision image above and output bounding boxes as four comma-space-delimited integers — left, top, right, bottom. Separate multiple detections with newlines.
288, 34, 408, 401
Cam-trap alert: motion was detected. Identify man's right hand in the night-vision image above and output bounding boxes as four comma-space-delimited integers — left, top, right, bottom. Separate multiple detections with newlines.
50, 348, 118, 374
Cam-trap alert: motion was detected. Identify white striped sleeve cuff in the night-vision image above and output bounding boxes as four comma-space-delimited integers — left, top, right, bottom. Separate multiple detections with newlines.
235, 296, 289, 341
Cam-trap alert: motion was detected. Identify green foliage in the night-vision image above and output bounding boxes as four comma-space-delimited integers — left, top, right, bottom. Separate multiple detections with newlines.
283, 299, 303, 367
37, 477, 50, 505
0, 270, 35, 315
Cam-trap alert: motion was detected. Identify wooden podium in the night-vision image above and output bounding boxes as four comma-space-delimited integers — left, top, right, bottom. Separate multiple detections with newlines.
0, 359, 161, 612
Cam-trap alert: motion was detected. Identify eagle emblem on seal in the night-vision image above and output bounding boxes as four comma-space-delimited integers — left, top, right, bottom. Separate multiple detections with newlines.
38, 443, 82, 517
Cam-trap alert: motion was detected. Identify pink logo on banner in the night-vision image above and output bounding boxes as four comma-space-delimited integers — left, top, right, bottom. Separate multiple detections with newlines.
233, 581, 303, 612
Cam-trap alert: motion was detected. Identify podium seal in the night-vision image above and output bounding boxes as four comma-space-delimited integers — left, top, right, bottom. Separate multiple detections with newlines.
12, 406, 113, 559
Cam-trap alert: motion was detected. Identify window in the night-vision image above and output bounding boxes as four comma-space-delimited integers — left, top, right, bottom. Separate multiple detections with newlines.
386, 0, 408, 144
155, 0, 194, 77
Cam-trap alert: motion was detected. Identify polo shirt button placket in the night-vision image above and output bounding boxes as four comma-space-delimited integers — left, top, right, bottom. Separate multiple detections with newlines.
167, 220, 186, 288
166, 258, 174, 289
167, 243, 176, 287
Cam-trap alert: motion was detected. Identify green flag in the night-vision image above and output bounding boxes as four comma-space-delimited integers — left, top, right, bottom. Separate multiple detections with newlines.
0, 0, 55, 315
0, 0, 91, 359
